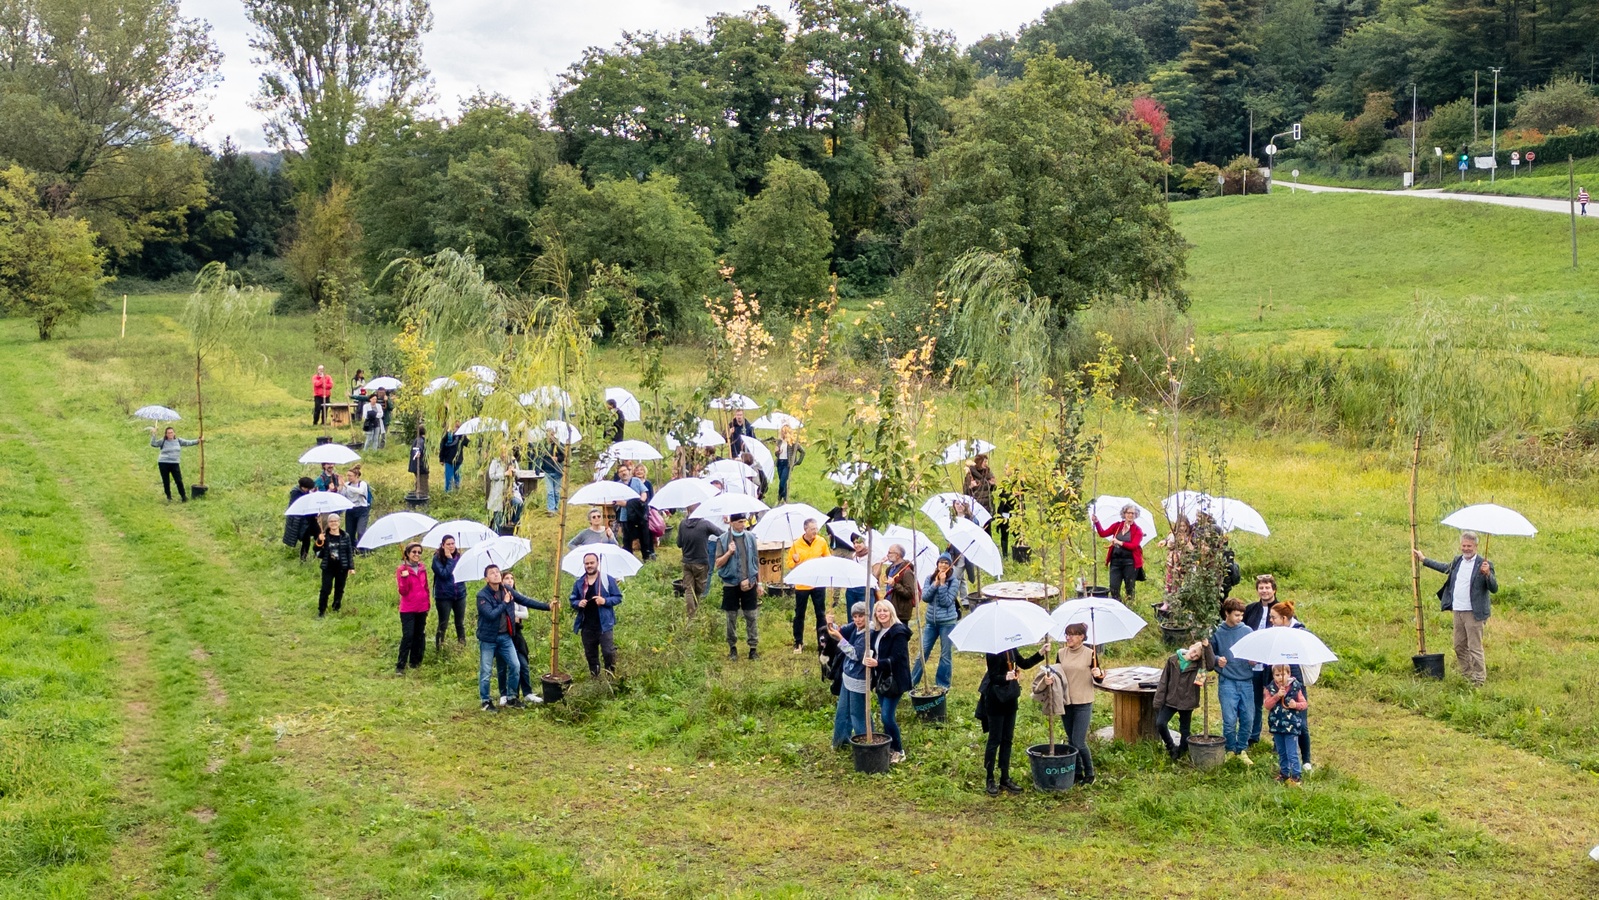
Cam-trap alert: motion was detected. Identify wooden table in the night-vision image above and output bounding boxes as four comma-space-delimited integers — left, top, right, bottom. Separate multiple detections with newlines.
325, 402, 352, 428
1096, 665, 1163, 744
979, 581, 1062, 602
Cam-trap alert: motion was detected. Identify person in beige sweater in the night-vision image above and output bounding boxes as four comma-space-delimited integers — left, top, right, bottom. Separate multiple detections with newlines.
1053, 623, 1104, 785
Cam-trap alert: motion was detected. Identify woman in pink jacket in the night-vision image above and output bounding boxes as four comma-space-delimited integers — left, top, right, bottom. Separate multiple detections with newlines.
395, 542, 431, 673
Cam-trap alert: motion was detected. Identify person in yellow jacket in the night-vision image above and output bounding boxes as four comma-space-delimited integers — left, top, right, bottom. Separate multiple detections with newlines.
787, 518, 832, 653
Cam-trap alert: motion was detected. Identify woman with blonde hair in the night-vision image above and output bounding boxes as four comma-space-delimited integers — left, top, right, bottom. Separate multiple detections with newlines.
865, 599, 912, 763
775, 423, 798, 502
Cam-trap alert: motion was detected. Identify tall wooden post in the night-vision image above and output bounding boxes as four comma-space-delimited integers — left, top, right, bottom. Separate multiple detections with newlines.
1409, 430, 1424, 655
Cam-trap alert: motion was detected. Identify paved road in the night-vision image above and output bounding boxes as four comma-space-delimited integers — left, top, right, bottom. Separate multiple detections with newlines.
1286, 181, 1581, 215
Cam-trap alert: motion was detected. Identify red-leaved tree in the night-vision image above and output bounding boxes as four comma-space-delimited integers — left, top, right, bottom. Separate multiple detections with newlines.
1130, 96, 1172, 160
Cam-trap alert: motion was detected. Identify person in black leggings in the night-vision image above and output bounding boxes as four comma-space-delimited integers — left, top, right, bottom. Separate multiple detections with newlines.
149, 426, 199, 502
431, 536, 467, 646
977, 646, 1044, 795
1093, 503, 1144, 602
315, 513, 356, 616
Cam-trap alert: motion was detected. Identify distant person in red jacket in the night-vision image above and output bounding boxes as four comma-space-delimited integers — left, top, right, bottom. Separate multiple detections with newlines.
312, 365, 333, 425
1092, 503, 1144, 602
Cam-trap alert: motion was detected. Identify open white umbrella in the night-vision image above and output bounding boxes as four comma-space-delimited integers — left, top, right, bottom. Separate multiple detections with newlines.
940, 518, 1004, 577
356, 511, 438, 550
1590, 845, 1598, 862
650, 477, 717, 510
704, 458, 757, 481
879, 524, 943, 573
422, 376, 455, 396
519, 386, 571, 409
569, 480, 641, 506
950, 600, 1060, 655
690, 492, 769, 521
561, 543, 644, 580
940, 439, 996, 465
542, 420, 582, 445
286, 492, 353, 516
784, 557, 874, 589
298, 443, 361, 465
709, 393, 760, 410
453, 535, 532, 582
1441, 503, 1537, 537
665, 419, 726, 451
464, 364, 497, 383
606, 439, 661, 461
826, 519, 888, 549
920, 492, 993, 528
364, 376, 402, 392
751, 503, 829, 544
751, 411, 803, 431
739, 437, 776, 479
1088, 495, 1159, 545
1163, 491, 1270, 537
1228, 626, 1338, 666
421, 519, 497, 550
604, 387, 641, 421
134, 405, 181, 421
456, 417, 509, 436
1049, 597, 1147, 645
827, 462, 875, 487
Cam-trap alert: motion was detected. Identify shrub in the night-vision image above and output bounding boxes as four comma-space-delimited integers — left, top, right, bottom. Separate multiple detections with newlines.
1511, 76, 1599, 133
1420, 98, 1476, 151
1341, 92, 1394, 156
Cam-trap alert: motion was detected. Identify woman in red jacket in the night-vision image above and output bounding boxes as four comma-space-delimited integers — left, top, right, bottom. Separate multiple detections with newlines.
312, 365, 333, 425
395, 542, 431, 674
1092, 504, 1144, 602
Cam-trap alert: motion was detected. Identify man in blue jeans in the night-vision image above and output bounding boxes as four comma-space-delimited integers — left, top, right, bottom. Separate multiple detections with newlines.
535, 436, 565, 515
475, 565, 544, 710
1210, 597, 1256, 764
439, 427, 468, 492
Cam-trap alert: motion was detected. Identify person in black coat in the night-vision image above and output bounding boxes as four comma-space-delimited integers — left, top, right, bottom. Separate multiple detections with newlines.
975, 645, 1045, 795
283, 477, 317, 561
315, 513, 356, 616
431, 536, 467, 647
607, 398, 625, 443
865, 600, 912, 763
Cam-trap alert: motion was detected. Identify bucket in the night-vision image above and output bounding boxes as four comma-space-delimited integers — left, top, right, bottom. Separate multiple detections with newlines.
849, 734, 892, 774
1413, 653, 1445, 680
1159, 624, 1189, 648
1026, 743, 1078, 791
188, 484, 208, 499
910, 688, 947, 723
1189, 734, 1226, 770
315, 435, 333, 445
403, 492, 428, 511
539, 672, 572, 704
1075, 585, 1111, 598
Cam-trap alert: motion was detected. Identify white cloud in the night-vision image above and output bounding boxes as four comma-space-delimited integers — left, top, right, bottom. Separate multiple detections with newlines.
180, 0, 1046, 151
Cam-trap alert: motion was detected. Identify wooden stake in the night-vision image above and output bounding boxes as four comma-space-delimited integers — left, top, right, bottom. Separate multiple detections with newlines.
1409, 430, 1424, 655
120, 294, 128, 338
194, 350, 207, 485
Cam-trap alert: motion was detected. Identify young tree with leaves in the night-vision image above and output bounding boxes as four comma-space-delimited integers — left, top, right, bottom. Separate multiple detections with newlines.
182, 263, 271, 489
0, 167, 108, 340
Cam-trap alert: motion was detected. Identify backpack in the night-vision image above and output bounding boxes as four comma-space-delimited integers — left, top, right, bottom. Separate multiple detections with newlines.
647, 506, 666, 538
363, 406, 379, 429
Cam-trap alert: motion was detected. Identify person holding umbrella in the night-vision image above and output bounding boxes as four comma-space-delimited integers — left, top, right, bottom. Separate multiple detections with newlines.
726, 409, 754, 456
877, 544, 918, 623
148, 425, 199, 502
775, 423, 798, 502
502, 571, 549, 701
607, 398, 625, 443
1051, 623, 1104, 785
911, 554, 963, 692
787, 519, 831, 653
285, 476, 318, 562
340, 465, 372, 543
1414, 531, 1497, 686
963, 453, 997, 525
713, 512, 761, 660
569, 551, 623, 678
1092, 504, 1144, 603
978, 643, 1045, 795
394, 542, 430, 674
315, 513, 356, 616
431, 536, 467, 648
474, 564, 544, 710
677, 503, 718, 618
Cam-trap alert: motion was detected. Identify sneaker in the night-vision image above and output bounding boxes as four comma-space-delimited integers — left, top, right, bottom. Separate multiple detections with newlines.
526, 694, 543, 704
728, 647, 739, 660
506, 697, 525, 709
497, 696, 509, 707
1286, 777, 1302, 787
481, 700, 495, 711
889, 751, 906, 764
394, 668, 405, 677
748, 648, 759, 660
1225, 752, 1237, 761
1236, 751, 1253, 767
793, 645, 804, 654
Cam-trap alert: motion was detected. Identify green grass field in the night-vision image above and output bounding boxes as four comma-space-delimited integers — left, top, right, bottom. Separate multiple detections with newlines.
4, 195, 1599, 897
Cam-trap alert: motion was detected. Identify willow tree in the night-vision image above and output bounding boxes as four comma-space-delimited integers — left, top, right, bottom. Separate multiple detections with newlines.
182, 263, 271, 490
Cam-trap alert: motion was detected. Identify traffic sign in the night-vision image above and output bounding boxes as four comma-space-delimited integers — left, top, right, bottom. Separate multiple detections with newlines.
1291, 169, 1299, 178
1459, 160, 1468, 171
1511, 152, 1521, 161
1526, 152, 1536, 161
1265, 143, 1278, 156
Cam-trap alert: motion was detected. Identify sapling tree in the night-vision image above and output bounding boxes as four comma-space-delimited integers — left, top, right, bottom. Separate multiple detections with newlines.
182, 262, 271, 489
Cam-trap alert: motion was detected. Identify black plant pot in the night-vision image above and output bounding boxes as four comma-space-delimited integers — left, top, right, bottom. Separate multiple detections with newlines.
1026, 743, 1078, 792
404, 492, 428, 511
1159, 624, 1189, 648
315, 435, 333, 445
1189, 734, 1226, 770
910, 688, 947, 724
1413, 653, 1445, 680
189, 484, 208, 499
540, 672, 572, 704
849, 734, 892, 774
672, 578, 686, 598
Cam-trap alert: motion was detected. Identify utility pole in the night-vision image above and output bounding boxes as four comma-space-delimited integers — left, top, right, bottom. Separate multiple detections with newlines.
1473, 71, 1479, 144
1572, 155, 1580, 269
1410, 83, 1418, 186
1247, 108, 1254, 161
1490, 67, 1503, 184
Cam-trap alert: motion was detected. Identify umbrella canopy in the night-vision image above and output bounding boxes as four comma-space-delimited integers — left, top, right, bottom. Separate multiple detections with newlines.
751, 411, 803, 431
453, 536, 532, 583
286, 492, 354, 516
784, 557, 874, 589
421, 519, 497, 550
704, 458, 758, 481
1163, 491, 1270, 537
665, 419, 725, 451
950, 600, 1060, 655
940, 438, 996, 465
604, 387, 641, 421
465, 365, 497, 384
708, 393, 760, 410
690, 492, 769, 521
519, 386, 571, 409
1441, 503, 1537, 537
940, 518, 1004, 577
879, 524, 943, 573
1049, 597, 1148, 645
542, 420, 582, 445
606, 439, 661, 462
826, 462, 875, 487
739, 437, 776, 479
299, 443, 361, 465
826, 519, 889, 549
569, 480, 641, 506
356, 511, 439, 550
456, 417, 509, 436
560, 543, 644, 580
920, 492, 993, 529
1088, 495, 1159, 546
1227, 626, 1338, 666
750, 503, 829, 545
422, 376, 454, 396
364, 376, 402, 391
650, 477, 717, 510
134, 405, 181, 421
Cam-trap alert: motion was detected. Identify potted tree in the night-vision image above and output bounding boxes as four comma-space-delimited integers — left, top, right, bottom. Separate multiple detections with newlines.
181, 263, 270, 498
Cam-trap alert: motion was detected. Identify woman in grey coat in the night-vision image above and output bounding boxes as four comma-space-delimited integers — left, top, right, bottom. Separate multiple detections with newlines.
148, 426, 200, 502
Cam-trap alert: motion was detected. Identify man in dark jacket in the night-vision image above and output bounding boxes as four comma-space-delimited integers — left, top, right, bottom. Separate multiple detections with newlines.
283, 477, 318, 561
1415, 531, 1498, 686
439, 429, 468, 492
677, 504, 718, 618
568, 552, 624, 677
475, 565, 545, 710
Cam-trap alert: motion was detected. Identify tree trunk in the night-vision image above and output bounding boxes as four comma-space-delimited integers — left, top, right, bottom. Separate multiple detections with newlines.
1409, 430, 1424, 655
194, 350, 207, 485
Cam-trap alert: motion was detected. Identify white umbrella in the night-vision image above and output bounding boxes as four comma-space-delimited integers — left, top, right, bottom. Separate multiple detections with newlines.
606, 439, 661, 461
940, 518, 1004, 577
286, 492, 354, 516
709, 393, 760, 410
422, 376, 455, 396
356, 511, 439, 550
1049, 597, 1148, 645
465, 365, 497, 384
739, 437, 775, 479
604, 387, 641, 421
519, 386, 571, 409
1163, 491, 1271, 537
826, 519, 889, 549
299, 443, 361, 465
134, 405, 181, 421
650, 477, 717, 510
827, 462, 874, 487
920, 492, 992, 528
421, 519, 497, 550
949, 600, 1060, 655
784, 557, 874, 589
561, 543, 644, 580
880, 524, 943, 573
690, 492, 769, 521
940, 438, 996, 465
752, 411, 802, 431
1088, 495, 1159, 545
704, 458, 758, 481
453, 536, 532, 583
1591, 845, 1599, 862
751, 503, 829, 544
364, 376, 402, 391
542, 420, 582, 445
456, 417, 509, 436
1440, 503, 1537, 537
569, 480, 641, 506
665, 419, 726, 450
1227, 627, 1338, 666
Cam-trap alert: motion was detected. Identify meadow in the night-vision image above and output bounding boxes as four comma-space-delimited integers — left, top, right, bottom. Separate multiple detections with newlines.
3, 191, 1599, 897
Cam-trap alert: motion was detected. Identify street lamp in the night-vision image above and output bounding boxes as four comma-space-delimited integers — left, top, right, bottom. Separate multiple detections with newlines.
1490, 66, 1503, 184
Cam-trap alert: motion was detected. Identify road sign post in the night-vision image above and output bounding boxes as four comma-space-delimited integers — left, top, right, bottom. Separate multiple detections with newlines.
1512, 151, 1521, 177
1527, 151, 1536, 174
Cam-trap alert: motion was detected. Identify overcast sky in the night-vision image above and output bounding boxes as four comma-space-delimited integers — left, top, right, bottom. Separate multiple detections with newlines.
179, 0, 1051, 150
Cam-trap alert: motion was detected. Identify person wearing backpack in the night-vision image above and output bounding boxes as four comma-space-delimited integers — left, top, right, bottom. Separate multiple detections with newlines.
361, 395, 385, 450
